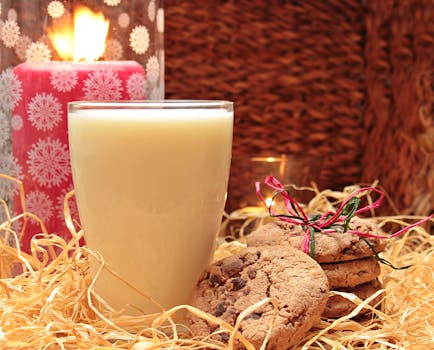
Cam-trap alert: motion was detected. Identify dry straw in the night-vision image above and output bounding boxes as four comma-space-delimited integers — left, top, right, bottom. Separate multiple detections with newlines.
0, 174, 433, 349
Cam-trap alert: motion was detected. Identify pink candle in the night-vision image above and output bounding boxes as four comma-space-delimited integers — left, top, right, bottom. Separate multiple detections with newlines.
12, 61, 146, 252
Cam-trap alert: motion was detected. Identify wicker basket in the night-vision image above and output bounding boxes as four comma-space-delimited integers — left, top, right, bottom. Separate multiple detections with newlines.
164, 0, 433, 216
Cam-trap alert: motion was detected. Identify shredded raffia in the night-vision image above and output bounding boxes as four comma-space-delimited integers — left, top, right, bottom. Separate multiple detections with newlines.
0, 174, 433, 349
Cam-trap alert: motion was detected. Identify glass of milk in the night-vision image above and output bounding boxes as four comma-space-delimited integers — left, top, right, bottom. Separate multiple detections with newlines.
68, 100, 233, 314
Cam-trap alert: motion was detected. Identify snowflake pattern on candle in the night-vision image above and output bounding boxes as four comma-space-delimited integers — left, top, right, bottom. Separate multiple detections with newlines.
1, 207, 23, 237
83, 69, 123, 100
0, 201, 14, 226
11, 114, 23, 131
149, 85, 164, 100
146, 55, 160, 83
0, 68, 22, 112
27, 137, 71, 188
127, 72, 147, 99
0, 210, 17, 243
104, 39, 123, 60
0, 152, 22, 201
28, 93, 62, 132
104, 0, 122, 6
26, 190, 53, 222
15, 35, 32, 61
25, 42, 52, 64
1, 20, 20, 48
50, 65, 79, 92
0, 110, 10, 149
130, 25, 149, 55
48, 1, 65, 18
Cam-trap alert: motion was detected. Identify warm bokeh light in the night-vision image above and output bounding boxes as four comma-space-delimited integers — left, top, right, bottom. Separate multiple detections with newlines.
265, 196, 274, 207
48, 6, 109, 61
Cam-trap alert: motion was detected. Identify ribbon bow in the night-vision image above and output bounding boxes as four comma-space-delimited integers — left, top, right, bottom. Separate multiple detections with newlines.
256, 176, 433, 258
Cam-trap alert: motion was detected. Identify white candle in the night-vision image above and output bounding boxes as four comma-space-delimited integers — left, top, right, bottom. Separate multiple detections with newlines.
68, 101, 233, 313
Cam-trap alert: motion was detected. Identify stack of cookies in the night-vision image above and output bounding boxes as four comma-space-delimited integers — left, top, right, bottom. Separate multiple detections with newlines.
186, 216, 386, 348
246, 216, 386, 318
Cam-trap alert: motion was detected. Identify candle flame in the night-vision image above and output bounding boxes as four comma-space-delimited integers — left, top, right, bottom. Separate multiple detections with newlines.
73, 6, 109, 61
48, 6, 109, 61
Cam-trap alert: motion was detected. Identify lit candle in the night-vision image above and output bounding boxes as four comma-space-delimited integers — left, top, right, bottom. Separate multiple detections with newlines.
12, 6, 146, 252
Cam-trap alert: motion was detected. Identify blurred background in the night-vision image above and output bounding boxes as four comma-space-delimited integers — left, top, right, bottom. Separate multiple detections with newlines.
164, 0, 433, 217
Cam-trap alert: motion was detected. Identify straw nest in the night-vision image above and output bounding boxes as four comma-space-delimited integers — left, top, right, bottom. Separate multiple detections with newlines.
0, 175, 433, 349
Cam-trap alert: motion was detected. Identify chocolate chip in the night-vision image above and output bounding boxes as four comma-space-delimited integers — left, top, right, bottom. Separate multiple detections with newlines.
247, 268, 256, 279
220, 332, 230, 342
214, 302, 227, 317
228, 295, 237, 304
221, 257, 244, 277
247, 313, 261, 320
242, 286, 251, 295
231, 277, 246, 291
343, 248, 354, 255
224, 307, 238, 323
209, 273, 223, 286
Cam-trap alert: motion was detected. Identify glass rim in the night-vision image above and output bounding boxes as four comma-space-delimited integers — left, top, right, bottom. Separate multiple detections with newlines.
68, 100, 233, 112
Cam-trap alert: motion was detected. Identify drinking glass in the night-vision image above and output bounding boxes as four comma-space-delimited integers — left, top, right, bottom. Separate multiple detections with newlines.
68, 100, 233, 313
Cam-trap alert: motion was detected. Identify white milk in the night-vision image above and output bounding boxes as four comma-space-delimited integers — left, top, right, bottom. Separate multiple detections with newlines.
68, 104, 233, 313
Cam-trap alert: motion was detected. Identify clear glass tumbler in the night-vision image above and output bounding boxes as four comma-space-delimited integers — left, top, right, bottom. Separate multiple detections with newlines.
68, 100, 233, 313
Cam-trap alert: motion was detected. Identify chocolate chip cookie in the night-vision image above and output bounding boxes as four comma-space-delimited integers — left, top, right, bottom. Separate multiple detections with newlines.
321, 256, 381, 288
187, 246, 329, 349
246, 216, 387, 263
324, 279, 383, 318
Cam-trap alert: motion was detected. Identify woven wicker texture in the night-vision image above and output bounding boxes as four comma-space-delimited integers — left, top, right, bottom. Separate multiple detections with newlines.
361, 0, 434, 216
164, 0, 433, 215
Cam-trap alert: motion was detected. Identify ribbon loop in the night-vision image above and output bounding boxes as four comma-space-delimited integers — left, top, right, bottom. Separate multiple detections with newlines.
256, 176, 433, 259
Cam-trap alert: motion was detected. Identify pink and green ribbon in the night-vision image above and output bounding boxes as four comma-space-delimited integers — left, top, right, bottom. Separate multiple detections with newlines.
256, 176, 433, 262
